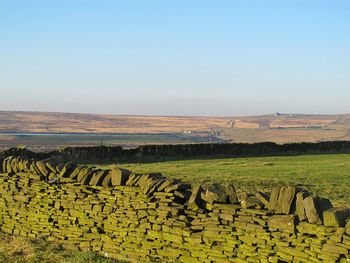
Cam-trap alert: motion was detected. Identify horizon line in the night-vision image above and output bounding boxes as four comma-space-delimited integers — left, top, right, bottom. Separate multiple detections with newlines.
0, 109, 348, 119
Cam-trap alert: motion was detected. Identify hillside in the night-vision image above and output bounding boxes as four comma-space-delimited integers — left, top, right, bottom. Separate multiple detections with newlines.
0, 111, 350, 149
0, 111, 229, 134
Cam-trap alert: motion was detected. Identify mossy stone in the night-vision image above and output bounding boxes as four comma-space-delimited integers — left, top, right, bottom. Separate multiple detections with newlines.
267, 214, 298, 233
36, 161, 49, 177
276, 186, 296, 214
323, 208, 350, 227
110, 168, 131, 186
268, 186, 280, 211
303, 196, 322, 224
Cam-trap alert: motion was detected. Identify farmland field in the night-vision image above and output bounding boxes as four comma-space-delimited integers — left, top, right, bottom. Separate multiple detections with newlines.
104, 154, 350, 207
0, 132, 219, 151
2, 111, 350, 148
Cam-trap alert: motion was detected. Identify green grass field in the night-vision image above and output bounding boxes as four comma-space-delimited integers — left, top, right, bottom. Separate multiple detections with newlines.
0, 233, 120, 263
112, 154, 350, 207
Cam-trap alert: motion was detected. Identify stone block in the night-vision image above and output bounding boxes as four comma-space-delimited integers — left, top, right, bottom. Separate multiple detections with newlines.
323, 208, 350, 227
77, 167, 90, 181
241, 194, 262, 209
189, 184, 205, 210
255, 191, 269, 208
174, 189, 191, 200
201, 184, 228, 204
267, 186, 280, 211
69, 166, 83, 180
303, 196, 322, 224
224, 183, 239, 204
10, 157, 19, 173
101, 173, 112, 187
276, 186, 296, 214
295, 191, 309, 221
322, 243, 348, 255
125, 173, 141, 186
110, 168, 131, 186
267, 214, 298, 233
157, 179, 174, 191
45, 160, 58, 172
346, 219, 350, 236
59, 162, 76, 178
35, 161, 49, 177
80, 170, 95, 185
89, 171, 107, 186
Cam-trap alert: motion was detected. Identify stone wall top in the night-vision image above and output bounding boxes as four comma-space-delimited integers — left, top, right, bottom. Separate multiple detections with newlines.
1, 155, 349, 229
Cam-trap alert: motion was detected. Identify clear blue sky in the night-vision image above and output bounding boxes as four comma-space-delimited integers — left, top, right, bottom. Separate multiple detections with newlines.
0, 1, 349, 116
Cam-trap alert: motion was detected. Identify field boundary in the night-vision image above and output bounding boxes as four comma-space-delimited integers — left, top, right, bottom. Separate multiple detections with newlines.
0, 155, 349, 262
2, 141, 350, 163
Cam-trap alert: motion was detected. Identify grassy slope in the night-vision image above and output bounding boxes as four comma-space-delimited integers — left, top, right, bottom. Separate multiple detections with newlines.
0, 111, 227, 133
0, 234, 120, 263
115, 154, 350, 206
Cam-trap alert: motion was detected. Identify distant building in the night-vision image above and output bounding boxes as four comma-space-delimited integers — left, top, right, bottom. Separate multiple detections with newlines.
259, 120, 270, 129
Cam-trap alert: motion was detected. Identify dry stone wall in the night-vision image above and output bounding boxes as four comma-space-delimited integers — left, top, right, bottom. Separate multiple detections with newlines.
0, 156, 349, 262
3, 141, 350, 163
54, 141, 350, 163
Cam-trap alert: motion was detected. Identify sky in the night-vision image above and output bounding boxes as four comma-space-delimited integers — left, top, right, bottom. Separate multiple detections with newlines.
0, 1, 349, 116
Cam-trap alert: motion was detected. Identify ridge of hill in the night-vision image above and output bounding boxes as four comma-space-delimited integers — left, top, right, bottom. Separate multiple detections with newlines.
0, 111, 350, 148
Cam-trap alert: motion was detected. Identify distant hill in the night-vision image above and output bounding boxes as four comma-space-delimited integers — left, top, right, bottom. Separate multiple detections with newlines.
0, 111, 230, 134
0, 111, 350, 149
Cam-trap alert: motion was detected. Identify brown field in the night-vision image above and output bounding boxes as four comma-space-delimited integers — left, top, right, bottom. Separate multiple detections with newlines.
0, 111, 350, 149
0, 111, 229, 134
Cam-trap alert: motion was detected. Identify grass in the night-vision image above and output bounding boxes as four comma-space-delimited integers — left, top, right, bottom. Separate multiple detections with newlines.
110, 154, 350, 207
0, 132, 214, 148
0, 233, 120, 263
